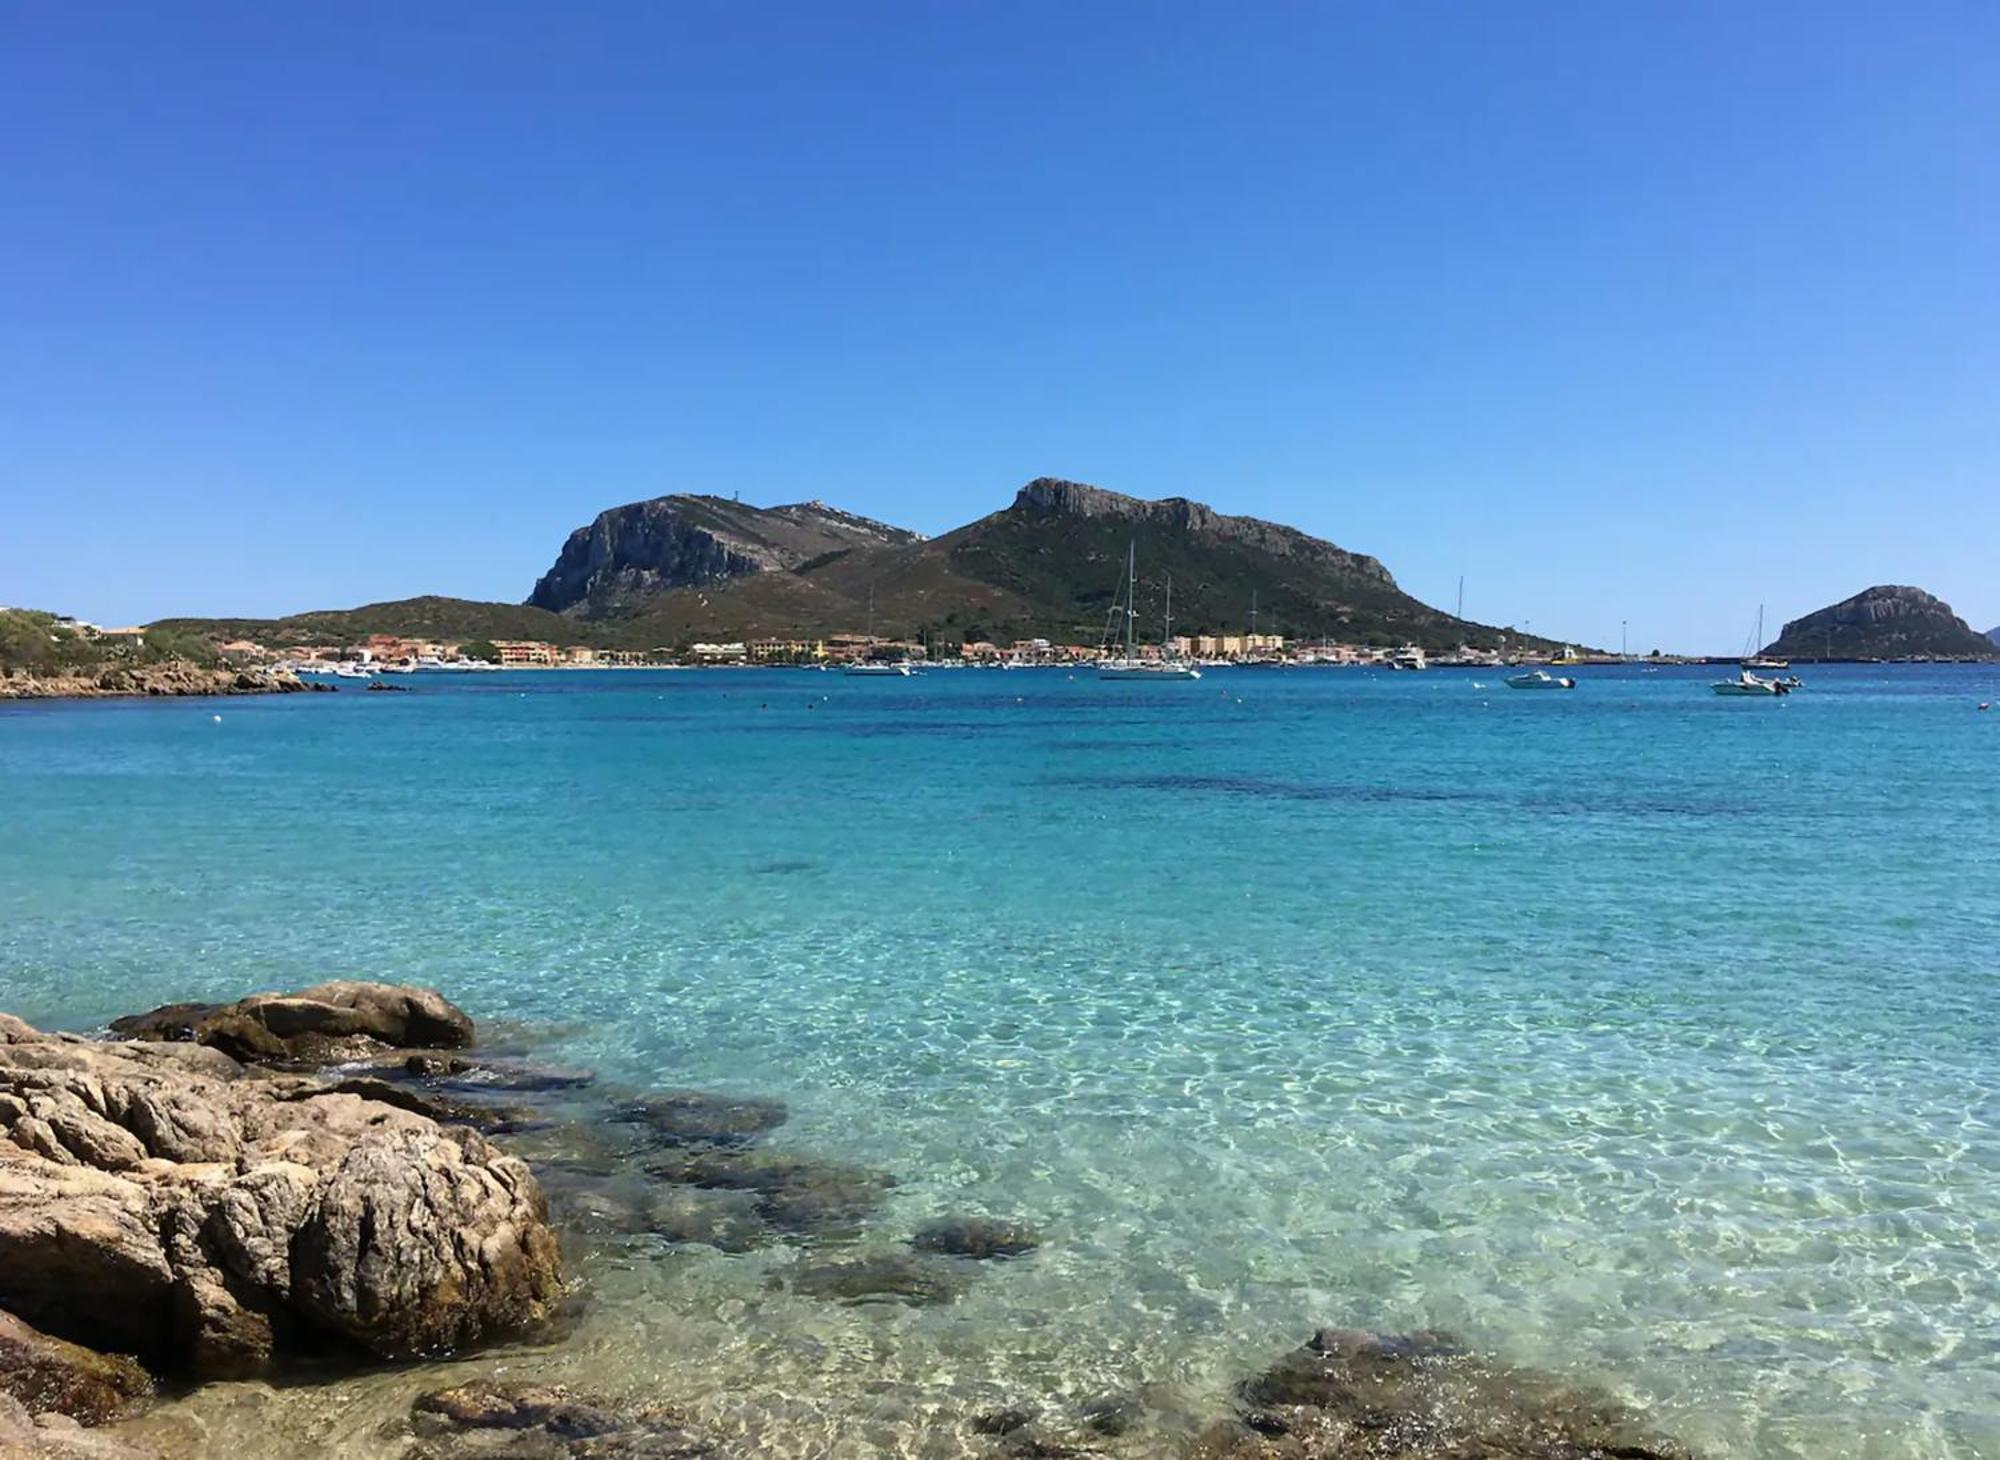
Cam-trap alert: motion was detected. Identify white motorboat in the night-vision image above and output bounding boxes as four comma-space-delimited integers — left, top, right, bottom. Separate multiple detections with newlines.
1387, 645, 1428, 670
1097, 545, 1201, 680
1505, 669, 1574, 690
842, 662, 912, 677
1712, 669, 1791, 696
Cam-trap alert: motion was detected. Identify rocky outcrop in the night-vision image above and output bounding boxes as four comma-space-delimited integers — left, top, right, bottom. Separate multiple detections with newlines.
1190, 1327, 1696, 1459
526, 494, 919, 613
0, 664, 324, 700
110, 981, 476, 1067
407, 1381, 719, 1458
1765, 585, 1996, 661
0, 1012, 563, 1384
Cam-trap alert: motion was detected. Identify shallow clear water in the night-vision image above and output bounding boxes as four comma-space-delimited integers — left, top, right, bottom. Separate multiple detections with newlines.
3, 665, 1997, 1458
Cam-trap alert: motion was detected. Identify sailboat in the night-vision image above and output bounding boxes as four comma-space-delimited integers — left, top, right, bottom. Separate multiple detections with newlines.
843, 586, 914, 676
1098, 544, 1200, 680
1743, 605, 1788, 670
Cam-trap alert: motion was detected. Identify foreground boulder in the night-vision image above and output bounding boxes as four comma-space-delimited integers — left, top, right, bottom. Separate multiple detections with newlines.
109, 981, 475, 1067
0, 1015, 562, 1382
407, 1381, 718, 1458
1193, 1327, 1697, 1459
0, 1310, 152, 1425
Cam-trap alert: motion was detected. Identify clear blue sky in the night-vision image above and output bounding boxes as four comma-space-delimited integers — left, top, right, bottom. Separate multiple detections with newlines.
3, 2, 1994, 650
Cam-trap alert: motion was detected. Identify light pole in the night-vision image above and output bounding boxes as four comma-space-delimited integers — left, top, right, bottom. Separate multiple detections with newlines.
1621, 620, 1628, 660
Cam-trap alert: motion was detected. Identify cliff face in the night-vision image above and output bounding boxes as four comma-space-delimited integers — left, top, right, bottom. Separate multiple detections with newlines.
1766, 586, 1996, 660
1009, 478, 1398, 586
527, 496, 919, 614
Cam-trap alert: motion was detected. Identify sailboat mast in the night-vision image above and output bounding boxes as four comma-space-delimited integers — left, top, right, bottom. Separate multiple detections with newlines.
1164, 575, 1173, 649
1126, 542, 1137, 660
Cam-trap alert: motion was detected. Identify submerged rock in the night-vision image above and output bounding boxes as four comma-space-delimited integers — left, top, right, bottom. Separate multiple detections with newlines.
911, 1216, 1041, 1260
610, 1090, 788, 1148
400, 1054, 598, 1094
0, 1310, 153, 1426
0, 1016, 563, 1381
785, 1251, 973, 1307
645, 1147, 895, 1242
0, 1394, 161, 1459
407, 1380, 717, 1459
1204, 1327, 1699, 1459
109, 981, 475, 1068
643, 1187, 774, 1254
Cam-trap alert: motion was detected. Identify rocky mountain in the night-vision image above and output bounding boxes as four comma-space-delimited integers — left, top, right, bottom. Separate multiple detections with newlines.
560, 477, 1550, 651
1764, 586, 1996, 660
156, 479, 1562, 653
1989, 625, 1999, 647
526, 495, 921, 613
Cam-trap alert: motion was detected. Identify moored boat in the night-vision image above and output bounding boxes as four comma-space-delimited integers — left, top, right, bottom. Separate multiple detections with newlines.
1505, 669, 1575, 690
1097, 544, 1202, 680
1712, 668, 1790, 696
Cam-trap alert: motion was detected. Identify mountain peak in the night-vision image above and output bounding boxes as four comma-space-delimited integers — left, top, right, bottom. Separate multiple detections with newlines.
1006, 477, 1395, 586
1766, 585, 1995, 660
526, 494, 918, 613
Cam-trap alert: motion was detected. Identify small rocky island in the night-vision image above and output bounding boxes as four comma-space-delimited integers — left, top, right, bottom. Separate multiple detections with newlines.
1763, 584, 1996, 661
2, 982, 1700, 1459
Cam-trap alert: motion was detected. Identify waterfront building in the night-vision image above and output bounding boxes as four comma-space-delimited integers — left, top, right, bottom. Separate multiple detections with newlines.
491, 640, 560, 666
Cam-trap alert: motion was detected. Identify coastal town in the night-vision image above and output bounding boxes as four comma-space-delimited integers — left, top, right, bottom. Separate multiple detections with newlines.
261, 630, 1602, 672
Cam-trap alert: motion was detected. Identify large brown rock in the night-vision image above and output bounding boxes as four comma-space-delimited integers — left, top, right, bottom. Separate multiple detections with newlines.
0, 1311, 152, 1425
0, 1018, 562, 1382
109, 981, 476, 1067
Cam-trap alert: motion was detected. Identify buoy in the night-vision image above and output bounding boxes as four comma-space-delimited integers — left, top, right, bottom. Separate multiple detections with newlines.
212, 714, 222, 723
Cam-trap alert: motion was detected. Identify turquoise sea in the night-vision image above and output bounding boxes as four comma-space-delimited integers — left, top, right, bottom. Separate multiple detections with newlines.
3, 664, 1997, 1458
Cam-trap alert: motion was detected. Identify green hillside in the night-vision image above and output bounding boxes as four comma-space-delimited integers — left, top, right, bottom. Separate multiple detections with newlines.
152, 597, 594, 649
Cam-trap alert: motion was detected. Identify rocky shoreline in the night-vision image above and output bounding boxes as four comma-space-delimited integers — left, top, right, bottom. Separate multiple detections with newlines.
0, 663, 331, 700
1, 984, 1700, 1458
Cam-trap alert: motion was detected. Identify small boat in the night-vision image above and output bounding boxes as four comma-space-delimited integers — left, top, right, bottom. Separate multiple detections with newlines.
1712, 669, 1791, 696
841, 662, 912, 677
1097, 545, 1201, 680
1550, 646, 1584, 666
331, 663, 375, 680
1505, 669, 1574, 690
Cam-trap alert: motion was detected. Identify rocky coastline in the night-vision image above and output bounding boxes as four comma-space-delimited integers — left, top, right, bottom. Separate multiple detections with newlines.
1, 983, 1699, 1459
0, 663, 331, 701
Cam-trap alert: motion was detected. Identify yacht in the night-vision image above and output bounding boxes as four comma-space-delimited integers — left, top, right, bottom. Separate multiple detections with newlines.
1387, 645, 1427, 670
1097, 546, 1201, 680
1505, 668, 1575, 690
842, 661, 912, 677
